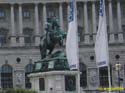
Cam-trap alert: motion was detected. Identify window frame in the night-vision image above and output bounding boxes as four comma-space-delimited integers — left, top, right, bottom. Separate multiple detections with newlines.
25, 63, 34, 89
23, 10, 31, 19
0, 9, 6, 19
99, 65, 112, 87
1, 64, 13, 88
39, 78, 45, 91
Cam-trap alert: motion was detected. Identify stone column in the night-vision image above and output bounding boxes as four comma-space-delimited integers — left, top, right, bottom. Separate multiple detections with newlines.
109, 0, 115, 43
19, 4, 24, 46
43, 3, 47, 34
117, 1, 123, 43
34, 3, 40, 46
92, 1, 97, 42
84, 2, 89, 44
59, 3, 64, 31
10, 4, 16, 46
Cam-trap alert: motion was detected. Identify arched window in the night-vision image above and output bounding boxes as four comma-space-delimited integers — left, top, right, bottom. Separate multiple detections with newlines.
80, 62, 87, 88
23, 28, 33, 46
25, 63, 34, 88
1, 64, 13, 88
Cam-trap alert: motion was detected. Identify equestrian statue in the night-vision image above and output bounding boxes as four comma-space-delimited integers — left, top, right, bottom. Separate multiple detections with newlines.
39, 17, 66, 59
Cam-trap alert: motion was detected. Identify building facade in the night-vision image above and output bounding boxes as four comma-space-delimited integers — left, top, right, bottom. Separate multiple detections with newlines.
0, 0, 125, 91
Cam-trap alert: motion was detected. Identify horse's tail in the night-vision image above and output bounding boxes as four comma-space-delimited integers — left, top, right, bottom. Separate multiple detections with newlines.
39, 42, 47, 59
39, 35, 47, 59
40, 35, 46, 45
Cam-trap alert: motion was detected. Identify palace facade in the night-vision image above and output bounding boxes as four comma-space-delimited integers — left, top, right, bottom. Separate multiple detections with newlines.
0, 0, 125, 92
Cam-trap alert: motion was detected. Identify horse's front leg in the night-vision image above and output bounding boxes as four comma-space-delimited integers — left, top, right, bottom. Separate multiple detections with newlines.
48, 48, 53, 55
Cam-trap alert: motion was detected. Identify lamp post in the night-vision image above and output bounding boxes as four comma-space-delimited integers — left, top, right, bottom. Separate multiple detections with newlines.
115, 55, 121, 93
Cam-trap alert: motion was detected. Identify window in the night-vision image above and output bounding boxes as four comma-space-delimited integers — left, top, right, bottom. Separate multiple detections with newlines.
87, 2, 92, 21
114, 33, 118, 40
65, 75, 76, 91
48, 11, 55, 17
78, 26, 84, 42
0, 9, 5, 19
89, 34, 93, 41
1, 64, 13, 88
23, 28, 33, 46
77, 5, 82, 19
47, 4, 57, 18
96, 2, 99, 21
99, 65, 112, 87
0, 28, 8, 46
99, 67, 108, 87
0, 35, 6, 46
122, 25, 125, 40
121, 3, 125, 19
25, 63, 34, 89
39, 78, 45, 91
23, 10, 30, 19
80, 63, 87, 88
63, 5, 67, 21
107, 26, 110, 41
112, 2, 117, 18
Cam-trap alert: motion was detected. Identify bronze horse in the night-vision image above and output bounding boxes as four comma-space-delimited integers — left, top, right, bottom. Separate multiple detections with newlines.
39, 18, 66, 59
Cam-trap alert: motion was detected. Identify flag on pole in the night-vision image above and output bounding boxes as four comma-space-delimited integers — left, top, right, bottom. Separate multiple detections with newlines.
95, 0, 109, 67
66, 0, 79, 70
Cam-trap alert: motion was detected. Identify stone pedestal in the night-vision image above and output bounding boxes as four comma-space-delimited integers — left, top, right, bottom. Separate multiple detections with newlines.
29, 71, 78, 93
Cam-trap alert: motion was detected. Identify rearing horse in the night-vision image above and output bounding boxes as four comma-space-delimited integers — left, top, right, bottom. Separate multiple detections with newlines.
39, 18, 66, 59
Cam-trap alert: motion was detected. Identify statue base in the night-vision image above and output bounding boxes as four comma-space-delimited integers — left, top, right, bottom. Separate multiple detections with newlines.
28, 71, 78, 93
28, 50, 79, 93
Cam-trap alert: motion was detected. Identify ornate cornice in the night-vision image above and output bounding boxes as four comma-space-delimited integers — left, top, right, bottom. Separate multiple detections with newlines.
0, 0, 98, 4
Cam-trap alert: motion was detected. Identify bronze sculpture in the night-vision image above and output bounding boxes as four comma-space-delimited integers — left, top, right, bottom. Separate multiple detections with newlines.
33, 17, 69, 72
39, 17, 66, 59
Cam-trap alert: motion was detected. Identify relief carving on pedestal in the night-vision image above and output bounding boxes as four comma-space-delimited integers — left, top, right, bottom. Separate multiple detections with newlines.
15, 71, 24, 88
88, 68, 99, 87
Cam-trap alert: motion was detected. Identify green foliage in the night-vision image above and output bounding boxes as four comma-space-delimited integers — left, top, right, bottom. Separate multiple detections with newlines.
4, 88, 37, 93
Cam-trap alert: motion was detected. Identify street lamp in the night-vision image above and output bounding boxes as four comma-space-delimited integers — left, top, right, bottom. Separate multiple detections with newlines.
115, 55, 121, 93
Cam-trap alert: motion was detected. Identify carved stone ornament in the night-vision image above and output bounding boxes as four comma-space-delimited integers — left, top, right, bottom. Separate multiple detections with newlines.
89, 69, 98, 87
15, 71, 23, 88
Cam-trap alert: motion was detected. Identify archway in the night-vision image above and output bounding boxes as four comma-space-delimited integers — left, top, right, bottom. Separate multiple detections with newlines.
79, 62, 87, 88
1, 64, 13, 88
25, 63, 34, 88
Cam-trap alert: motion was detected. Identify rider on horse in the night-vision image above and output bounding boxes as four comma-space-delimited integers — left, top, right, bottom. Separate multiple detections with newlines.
39, 17, 66, 59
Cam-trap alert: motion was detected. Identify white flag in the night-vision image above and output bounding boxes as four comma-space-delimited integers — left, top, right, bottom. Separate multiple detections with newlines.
66, 0, 79, 70
95, 0, 109, 67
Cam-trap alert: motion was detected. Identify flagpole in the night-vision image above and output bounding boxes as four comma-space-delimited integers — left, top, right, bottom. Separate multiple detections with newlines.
77, 69, 80, 93
108, 65, 111, 93
75, 0, 80, 92
95, 0, 111, 93
103, 0, 111, 92
66, 0, 80, 92
77, 56, 80, 93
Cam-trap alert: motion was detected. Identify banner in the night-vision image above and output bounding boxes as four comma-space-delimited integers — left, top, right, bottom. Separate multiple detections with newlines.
95, 0, 109, 67
66, 0, 79, 70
